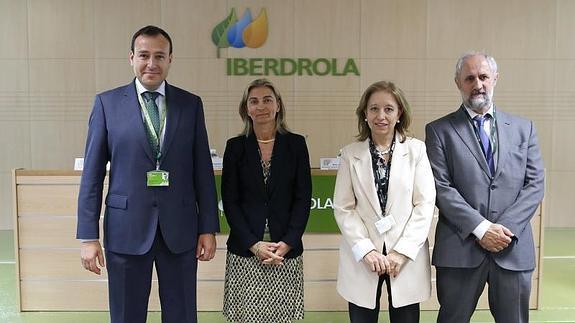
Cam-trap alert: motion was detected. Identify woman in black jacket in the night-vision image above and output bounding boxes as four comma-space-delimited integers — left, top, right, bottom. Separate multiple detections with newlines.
221, 78, 312, 323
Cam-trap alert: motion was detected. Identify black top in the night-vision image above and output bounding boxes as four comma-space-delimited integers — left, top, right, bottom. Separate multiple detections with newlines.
369, 136, 395, 217
221, 132, 312, 258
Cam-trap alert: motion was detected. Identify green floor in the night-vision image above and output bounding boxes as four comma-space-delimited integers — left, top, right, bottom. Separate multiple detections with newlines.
1, 229, 574, 323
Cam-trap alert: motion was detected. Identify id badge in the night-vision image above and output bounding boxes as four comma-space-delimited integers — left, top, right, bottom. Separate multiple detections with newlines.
147, 170, 169, 187
375, 215, 395, 235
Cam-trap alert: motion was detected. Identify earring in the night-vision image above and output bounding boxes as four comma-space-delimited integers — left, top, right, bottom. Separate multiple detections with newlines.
364, 118, 367, 122
397, 120, 400, 123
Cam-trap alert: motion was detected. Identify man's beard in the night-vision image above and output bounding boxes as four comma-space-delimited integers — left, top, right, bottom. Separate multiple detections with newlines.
464, 92, 492, 112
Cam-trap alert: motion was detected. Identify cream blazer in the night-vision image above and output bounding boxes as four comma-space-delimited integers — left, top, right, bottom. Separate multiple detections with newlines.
333, 137, 436, 308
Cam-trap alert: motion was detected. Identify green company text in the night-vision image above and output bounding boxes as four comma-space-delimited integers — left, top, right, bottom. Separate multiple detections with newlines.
226, 58, 360, 76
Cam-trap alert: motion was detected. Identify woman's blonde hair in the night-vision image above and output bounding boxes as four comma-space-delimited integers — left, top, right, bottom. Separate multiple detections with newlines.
355, 81, 412, 142
238, 78, 289, 136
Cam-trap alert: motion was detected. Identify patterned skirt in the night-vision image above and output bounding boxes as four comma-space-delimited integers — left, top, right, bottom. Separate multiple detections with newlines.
222, 251, 304, 323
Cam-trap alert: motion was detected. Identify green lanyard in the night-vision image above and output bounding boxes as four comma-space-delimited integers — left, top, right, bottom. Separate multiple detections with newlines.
139, 94, 167, 165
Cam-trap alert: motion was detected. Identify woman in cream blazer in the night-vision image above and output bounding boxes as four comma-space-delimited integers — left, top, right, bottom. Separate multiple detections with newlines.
334, 81, 436, 323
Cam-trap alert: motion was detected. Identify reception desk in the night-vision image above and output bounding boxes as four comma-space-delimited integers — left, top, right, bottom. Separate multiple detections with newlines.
12, 169, 543, 311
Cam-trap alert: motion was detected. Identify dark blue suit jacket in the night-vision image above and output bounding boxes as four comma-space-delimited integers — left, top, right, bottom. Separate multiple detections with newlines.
77, 80, 219, 255
221, 132, 312, 258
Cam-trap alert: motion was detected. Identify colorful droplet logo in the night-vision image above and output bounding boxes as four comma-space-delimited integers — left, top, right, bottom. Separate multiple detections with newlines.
211, 8, 268, 57
242, 9, 268, 48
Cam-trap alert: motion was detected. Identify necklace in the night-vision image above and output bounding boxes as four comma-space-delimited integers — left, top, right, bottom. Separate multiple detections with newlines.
376, 145, 391, 155
257, 138, 275, 144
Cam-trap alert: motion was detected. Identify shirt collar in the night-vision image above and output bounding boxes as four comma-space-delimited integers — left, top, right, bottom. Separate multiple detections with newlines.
463, 103, 494, 120
134, 78, 166, 97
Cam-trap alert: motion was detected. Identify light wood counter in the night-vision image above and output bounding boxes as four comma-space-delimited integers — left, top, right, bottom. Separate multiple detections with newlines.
12, 169, 543, 311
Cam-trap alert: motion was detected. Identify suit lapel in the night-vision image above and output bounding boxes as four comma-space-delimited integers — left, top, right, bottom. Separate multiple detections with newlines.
125, 81, 156, 163
450, 106, 491, 177
246, 134, 268, 197
160, 83, 181, 160
493, 109, 512, 179
385, 136, 408, 214
351, 140, 382, 216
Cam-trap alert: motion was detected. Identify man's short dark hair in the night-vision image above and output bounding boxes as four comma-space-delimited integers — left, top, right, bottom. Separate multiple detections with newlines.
131, 25, 173, 54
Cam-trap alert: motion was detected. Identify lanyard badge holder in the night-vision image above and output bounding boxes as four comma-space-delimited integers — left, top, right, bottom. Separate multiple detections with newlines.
143, 99, 169, 187
147, 157, 169, 187
370, 134, 396, 235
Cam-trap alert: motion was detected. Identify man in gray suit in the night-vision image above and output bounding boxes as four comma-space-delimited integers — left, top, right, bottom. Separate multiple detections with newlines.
425, 52, 545, 323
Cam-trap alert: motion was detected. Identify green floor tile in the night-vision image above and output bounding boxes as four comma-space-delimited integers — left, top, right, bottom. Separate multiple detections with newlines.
540, 259, 575, 309
0, 230, 14, 262
544, 228, 575, 257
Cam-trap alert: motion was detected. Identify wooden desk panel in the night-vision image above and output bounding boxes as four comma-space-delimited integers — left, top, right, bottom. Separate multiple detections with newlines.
12, 169, 543, 311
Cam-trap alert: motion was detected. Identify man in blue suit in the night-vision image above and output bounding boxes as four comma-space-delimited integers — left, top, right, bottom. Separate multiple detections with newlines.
77, 25, 219, 323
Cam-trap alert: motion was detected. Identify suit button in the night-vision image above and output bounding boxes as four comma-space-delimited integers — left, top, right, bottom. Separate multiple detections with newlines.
490, 185, 496, 190
264, 202, 268, 207
153, 202, 158, 207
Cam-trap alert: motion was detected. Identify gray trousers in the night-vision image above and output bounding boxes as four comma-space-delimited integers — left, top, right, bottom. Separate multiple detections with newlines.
436, 257, 532, 323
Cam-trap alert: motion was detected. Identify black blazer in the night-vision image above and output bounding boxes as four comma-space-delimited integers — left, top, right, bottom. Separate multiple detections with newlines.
221, 131, 312, 258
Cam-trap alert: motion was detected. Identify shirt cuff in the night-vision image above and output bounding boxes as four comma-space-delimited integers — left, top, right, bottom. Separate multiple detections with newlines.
472, 220, 492, 240
351, 238, 377, 262
80, 239, 99, 243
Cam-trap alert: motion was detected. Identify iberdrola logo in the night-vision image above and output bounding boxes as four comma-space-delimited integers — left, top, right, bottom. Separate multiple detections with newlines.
211, 8, 268, 58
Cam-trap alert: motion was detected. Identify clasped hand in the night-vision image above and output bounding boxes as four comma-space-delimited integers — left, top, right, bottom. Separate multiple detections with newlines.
362, 250, 407, 278
250, 241, 291, 265
478, 223, 514, 253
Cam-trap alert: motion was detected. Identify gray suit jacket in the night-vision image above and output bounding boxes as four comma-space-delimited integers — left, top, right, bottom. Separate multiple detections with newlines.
425, 106, 544, 271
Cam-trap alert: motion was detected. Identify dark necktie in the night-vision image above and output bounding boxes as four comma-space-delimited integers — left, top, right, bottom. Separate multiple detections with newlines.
141, 91, 161, 156
473, 115, 495, 175
142, 91, 160, 134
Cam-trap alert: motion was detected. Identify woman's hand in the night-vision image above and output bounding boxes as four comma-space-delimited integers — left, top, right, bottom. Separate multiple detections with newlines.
262, 241, 291, 265
386, 251, 408, 278
250, 241, 284, 265
273, 241, 292, 258
362, 250, 389, 275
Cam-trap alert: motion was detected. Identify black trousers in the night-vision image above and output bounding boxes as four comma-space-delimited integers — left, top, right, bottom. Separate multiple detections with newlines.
348, 271, 420, 323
